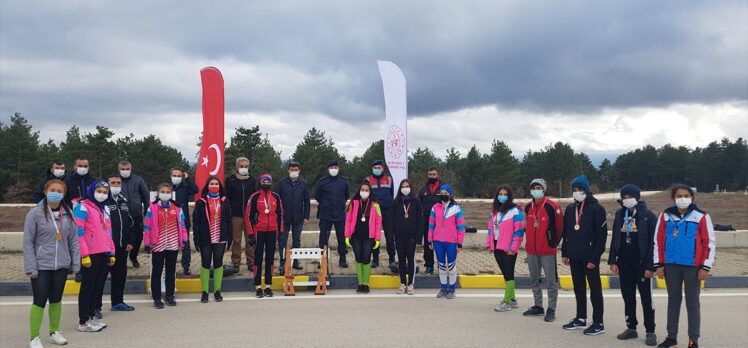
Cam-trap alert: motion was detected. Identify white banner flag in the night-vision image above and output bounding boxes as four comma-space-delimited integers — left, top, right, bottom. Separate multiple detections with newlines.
377, 60, 408, 197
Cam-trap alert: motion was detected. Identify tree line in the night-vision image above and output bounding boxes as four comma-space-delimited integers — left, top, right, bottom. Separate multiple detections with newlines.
1, 113, 746, 202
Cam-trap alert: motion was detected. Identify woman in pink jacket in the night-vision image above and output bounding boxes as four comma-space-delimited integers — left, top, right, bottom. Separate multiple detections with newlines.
73, 180, 115, 332
428, 184, 465, 299
486, 185, 525, 312
344, 182, 382, 294
144, 183, 188, 309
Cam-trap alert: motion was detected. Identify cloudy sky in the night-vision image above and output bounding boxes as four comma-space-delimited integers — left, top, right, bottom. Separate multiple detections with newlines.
1, 0, 747, 165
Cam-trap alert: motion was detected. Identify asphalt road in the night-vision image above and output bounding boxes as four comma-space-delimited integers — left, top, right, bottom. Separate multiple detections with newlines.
1, 289, 747, 347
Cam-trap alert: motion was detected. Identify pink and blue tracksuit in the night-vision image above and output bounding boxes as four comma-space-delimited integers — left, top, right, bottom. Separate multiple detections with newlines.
428, 201, 465, 292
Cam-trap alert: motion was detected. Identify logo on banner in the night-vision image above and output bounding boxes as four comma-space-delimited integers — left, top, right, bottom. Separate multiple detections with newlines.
201, 143, 222, 175
387, 125, 406, 159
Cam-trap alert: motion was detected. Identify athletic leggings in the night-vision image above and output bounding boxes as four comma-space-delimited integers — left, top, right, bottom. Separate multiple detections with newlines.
79, 253, 108, 324
254, 232, 277, 286
493, 249, 517, 281
433, 241, 458, 291
569, 259, 604, 323
151, 250, 178, 300
395, 236, 416, 285
351, 236, 373, 264
32, 269, 68, 308
200, 243, 226, 268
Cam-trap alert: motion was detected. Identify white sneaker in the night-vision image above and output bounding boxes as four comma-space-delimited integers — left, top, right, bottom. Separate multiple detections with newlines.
396, 284, 406, 294
48, 331, 68, 345
29, 337, 44, 348
406, 285, 415, 295
494, 302, 512, 312
77, 321, 102, 333
91, 318, 107, 329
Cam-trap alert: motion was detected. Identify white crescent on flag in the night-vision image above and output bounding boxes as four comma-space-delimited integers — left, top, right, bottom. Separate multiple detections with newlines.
200, 143, 222, 176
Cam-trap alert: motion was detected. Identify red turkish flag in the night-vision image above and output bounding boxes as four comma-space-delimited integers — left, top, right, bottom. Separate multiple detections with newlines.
195, 67, 225, 199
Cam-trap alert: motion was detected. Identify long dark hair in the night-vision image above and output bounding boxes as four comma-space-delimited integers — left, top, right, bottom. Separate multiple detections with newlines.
200, 175, 225, 198
42, 179, 72, 219
492, 185, 516, 214
347, 181, 378, 212
395, 179, 416, 202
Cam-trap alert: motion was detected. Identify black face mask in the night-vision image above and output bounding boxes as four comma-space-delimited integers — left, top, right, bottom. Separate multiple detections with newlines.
439, 194, 450, 203
427, 177, 438, 184
261, 185, 271, 191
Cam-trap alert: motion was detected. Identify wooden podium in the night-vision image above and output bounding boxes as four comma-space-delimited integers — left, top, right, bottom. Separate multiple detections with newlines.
283, 246, 328, 296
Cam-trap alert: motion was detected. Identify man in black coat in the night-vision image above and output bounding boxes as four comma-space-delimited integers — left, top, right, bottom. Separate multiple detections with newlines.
315, 160, 350, 268
416, 167, 445, 275
118, 161, 150, 269
63, 158, 96, 206
224, 157, 257, 271
275, 162, 310, 271
33, 161, 67, 203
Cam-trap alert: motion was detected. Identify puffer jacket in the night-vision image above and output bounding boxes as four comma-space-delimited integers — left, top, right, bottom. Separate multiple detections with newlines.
73, 199, 115, 258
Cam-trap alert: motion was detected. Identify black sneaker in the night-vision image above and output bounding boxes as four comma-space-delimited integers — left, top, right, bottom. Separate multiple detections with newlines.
563, 318, 587, 330
292, 260, 303, 270
583, 322, 605, 336
214, 291, 223, 302
339, 257, 348, 268
264, 288, 273, 297
200, 292, 209, 303
183, 268, 191, 276
131, 259, 140, 268
658, 337, 678, 348
687, 339, 698, 348
255, 288, 264, 298
389, 261, 399, 274
424, 266, 434, 275
645, 333, 658, 346
523, 306, 545, 316
371, 258, 380, 268
74, 273, 82, 283
153, 300, 164, 309
94, 308, 102, 319
356, 284, 363, 294
165, 296, 177, 306
617, 329, 638, 340
363, 285, 370, 293
544, 309, 556, 322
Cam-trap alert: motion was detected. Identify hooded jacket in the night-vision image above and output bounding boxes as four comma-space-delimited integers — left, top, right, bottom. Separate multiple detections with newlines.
561, 194, 608, 265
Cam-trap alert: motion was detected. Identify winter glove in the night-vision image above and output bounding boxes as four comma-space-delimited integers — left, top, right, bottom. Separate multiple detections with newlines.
345, 237, 352, 248
108, 257, 116, 266
81, 256, 92, 268
372, 240, 380, 250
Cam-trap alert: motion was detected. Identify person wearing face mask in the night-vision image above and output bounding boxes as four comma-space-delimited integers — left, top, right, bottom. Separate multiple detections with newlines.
193, 176, 232, 303
608, 184, 657, 346
117, 161, 149, 269
417, 167, 446, 275
105, 174, 137, 313
144, 183, 188, 309
24, 179, 80, 347
63, 158, 96, 206
275, 162, 311, 272
246, 173, 284, 298
225, 157, 257, 272
344, 182, 382, 294
561, 175, 608, 336
170, 167, 199, 276
315, 160, 350, 268
73, 180, 115, 332
653, 184, 715, 348
392, 179, 423, 295
487, 185, 525, 312
522, 178, 563, 322
367, 160, 396, 270
427, 184, 464, 299
33, 161, 67, 203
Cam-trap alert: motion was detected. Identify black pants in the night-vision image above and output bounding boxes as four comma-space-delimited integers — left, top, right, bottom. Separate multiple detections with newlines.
181, 226, 192, 271
493, 249, 517, 281
254, 232, 277, 286
422, 223, 434, 268
319, 219, 347, 256
151, 250, 178, 300
279, 222, 303, 264
395, 235, 416, 285
32, 269, 68, 308
128, 216, 144, 263
351, 236, 373, 264
200, 243, 226, 268
619, 259, 655, 333
110, 246, 129, 305
79, 253, 108, 324
569, 259, 604, 323
373, 207, 396, 261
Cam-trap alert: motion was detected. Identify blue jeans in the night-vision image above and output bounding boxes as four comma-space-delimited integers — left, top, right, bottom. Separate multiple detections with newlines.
433, 241, 458, 291
279, 222, 303, 261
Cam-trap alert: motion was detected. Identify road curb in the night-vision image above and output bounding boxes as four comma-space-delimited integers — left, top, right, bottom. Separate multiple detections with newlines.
1, 275, 746, 296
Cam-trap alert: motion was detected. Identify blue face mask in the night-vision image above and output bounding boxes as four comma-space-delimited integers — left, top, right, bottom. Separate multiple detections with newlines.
497, 195, 508, 204
372, 168, 383, 176
530, 189, 544, 200
46, 192, 64, 203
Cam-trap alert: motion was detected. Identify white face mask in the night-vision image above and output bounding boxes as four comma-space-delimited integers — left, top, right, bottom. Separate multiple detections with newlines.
400, 187, 411, 196
329, 168, 339, 177
94, 192, 108, 202
53, 169, 65, 178
76, 167, 88, 176
573, 191, 587, 202
119, 170, 131, 178
171, 176, 182, 185
622, 198, 637, 209
159, 193, 172, 202
360, 191, 370, 199
110, 186, 122, 196
675, 197, 692, 210
289, 171, 300, 179
238, 168, 249, 176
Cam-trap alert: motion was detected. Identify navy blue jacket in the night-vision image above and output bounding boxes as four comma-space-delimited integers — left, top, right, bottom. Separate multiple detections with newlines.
34, 169, 67, 203
172, 178, 199, 230
314, 175, 349, 222
561, 194, 608, 265
608, 201, 656, 270
276, 176, 311, 225
63, 172, 96, 206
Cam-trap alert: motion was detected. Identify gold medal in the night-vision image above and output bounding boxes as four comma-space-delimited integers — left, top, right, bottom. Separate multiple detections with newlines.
673, 228, 679, 237
264, 209, 270, 214
574, 224, 580, 231
534, 221, 539, 228
55, 232, 62, 241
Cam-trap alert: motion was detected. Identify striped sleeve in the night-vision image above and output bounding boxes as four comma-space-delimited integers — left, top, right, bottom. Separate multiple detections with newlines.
73, 203, 90, 258
143, 206, 153, 246
653, 212, 666, 268
510, 209, 526, 253
427, 208, 436, 242
700, 214, 717, 271
456, 206, 465, 245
